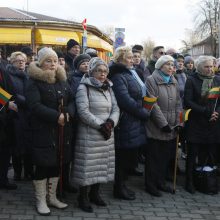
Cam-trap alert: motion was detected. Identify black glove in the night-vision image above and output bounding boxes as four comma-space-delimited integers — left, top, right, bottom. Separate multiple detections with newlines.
106, 118, 114, 128
99, 123, 111, 140
161, 125, 172, 133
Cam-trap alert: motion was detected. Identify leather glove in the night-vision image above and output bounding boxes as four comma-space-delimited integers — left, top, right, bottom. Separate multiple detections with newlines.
161, 125, 172, 133
106, 118, 114, 128
99, 123, 111, 140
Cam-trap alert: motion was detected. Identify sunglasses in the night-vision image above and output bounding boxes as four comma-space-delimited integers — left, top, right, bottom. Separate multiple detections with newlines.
159, 51, 166, 55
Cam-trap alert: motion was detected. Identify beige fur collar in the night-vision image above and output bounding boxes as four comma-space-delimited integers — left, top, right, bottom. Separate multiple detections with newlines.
28, 62, 67, 84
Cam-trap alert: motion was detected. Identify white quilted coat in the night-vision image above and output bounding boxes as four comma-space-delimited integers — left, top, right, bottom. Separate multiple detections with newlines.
70, 76, 120, 186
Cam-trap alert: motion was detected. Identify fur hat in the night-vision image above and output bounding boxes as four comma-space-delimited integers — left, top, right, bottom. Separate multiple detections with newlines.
38, 47, 58, 66
184, 56, 194, 64
74, 54, 91, 70
155, 55, 174, 69
67, 39, 80, 51
89, 57, 108, 75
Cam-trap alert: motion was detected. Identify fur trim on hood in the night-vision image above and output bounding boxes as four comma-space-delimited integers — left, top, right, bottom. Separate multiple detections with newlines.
28, 62, 66, 84
108, 62, 128, 78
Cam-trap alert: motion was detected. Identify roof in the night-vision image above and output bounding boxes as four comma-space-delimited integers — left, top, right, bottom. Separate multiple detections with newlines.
0, 7, 113, 44
0, 7, 75, 23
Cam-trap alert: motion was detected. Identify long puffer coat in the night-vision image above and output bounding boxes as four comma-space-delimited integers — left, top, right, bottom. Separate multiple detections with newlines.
71, 76, 119, 186
25, 62, 75, 167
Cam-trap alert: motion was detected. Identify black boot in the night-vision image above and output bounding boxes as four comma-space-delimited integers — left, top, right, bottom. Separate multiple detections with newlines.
78, 186, 93, 213
145, 183, 162, 197
89, 184, 106, 206
113, 184, 136, 200
185, 146, 196, 194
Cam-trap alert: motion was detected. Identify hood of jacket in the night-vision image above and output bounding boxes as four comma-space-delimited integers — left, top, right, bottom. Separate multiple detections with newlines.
28, 62, 67, 84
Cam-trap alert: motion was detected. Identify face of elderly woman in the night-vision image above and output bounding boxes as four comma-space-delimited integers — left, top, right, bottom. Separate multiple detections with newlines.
12, 55, 26, 71
160, 61, 174, 76
41, 56, 58, 71
201, 60, 213, 76
93, 64, 108, 83
121, 51, 134, 69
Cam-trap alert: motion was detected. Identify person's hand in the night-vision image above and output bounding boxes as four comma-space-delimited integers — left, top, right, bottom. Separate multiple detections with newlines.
209, 111, 219, 122
8, 101, 18, 112
161, 124, 172, 133
99, 123, 111, 140
58, 113, 65, 126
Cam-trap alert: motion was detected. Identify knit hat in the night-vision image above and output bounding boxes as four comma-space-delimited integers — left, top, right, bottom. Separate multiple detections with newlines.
37, 47, 58, 66
184, 56, 194, 64
74, 54, 91, 70
21, 46, 35, 56
132, 44, 143, 53
67, 39, 80, 51
89, 57, 108, 75
85, 48, 98, 58
56, 51, 65, 59
155, 55, 174, 69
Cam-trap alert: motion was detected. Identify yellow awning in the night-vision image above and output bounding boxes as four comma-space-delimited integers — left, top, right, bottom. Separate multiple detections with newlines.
87, 34, 113, 53
35, 29, 79, 45
77, 33, 113, 53
0, 28, 31, 44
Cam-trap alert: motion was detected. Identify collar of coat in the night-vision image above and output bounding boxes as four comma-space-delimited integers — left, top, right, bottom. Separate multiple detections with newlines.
108, 62, 130, 78
152, 69, 177, 85
28, 62, 67, 84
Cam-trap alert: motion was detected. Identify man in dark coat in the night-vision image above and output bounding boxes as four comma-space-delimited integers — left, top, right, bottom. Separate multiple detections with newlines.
65, 39, 81, 73
147, 46, 165, 74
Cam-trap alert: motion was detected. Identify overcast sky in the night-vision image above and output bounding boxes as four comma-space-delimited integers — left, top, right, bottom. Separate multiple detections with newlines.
1, 0, 200, 50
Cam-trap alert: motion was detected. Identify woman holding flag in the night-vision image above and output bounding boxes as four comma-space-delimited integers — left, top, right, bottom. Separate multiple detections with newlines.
184, 55, 220, 194
108, 46, 151, 200
145, 55, 182, 197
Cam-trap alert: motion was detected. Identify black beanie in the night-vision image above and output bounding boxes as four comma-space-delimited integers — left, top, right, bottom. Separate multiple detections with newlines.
56, 51, 65, 59
67, 39, 80, 51
74, 54, 91, 70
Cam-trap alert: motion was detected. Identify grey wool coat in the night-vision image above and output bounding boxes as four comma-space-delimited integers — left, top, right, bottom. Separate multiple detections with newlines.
145, 70, 182, 141
70, 76, 120, 186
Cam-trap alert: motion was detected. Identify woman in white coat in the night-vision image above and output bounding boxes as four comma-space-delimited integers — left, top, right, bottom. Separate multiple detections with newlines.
71, 57, 119, 213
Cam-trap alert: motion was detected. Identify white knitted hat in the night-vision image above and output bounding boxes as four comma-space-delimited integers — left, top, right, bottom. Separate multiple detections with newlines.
155, 55, 174, 69
89, 57, 108, 75
38, 47, 58, 66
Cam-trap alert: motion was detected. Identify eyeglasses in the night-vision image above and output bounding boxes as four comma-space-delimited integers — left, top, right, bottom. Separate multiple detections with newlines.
95, 69, 108, 74
15, 59, 25, 63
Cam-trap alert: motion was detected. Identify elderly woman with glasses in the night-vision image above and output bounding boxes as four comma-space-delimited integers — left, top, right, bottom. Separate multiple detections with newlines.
4, 52, 34, 182
71, 57, 119, 213
184, 56, 220, 194
145, 55, 182, 197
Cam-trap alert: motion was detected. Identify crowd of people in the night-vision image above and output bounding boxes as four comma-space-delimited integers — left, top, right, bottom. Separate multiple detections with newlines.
0, 39, 220, 216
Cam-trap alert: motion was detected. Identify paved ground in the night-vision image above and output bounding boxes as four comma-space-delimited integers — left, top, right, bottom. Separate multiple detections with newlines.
1, 158, 220, 220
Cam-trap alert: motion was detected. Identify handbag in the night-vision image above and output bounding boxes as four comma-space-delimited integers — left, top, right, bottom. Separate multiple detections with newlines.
193, 154, 218, 195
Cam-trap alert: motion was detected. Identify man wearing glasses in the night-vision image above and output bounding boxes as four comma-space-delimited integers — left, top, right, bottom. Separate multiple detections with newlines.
147, 46, 165, 74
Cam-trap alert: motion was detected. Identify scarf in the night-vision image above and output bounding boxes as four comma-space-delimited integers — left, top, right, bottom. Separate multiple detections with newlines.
130, 68, 147, 97
197, 72, 214, 97
159, 70, 171, 84
89, 77, 110, 91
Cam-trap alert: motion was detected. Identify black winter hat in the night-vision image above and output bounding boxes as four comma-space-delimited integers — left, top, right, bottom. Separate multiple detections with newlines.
132, 44, 143, 53
74, 54, 91, 70
67, 39, 80, 51
21, 46, 34, 56
56, 51, 65, 59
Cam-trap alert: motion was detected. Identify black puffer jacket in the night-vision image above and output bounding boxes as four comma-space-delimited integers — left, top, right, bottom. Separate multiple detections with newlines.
108, 62, 150, 149
25, 62, 75, 166
184, 73, 220, 144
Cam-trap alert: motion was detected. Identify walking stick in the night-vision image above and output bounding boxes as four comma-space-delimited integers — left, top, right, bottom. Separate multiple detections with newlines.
173, 128, 180, 194
58, 92, 64, 200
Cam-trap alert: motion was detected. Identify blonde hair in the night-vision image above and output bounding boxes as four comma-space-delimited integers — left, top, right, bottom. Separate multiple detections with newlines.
10, 51, 27, 64
113, 46, 132, 63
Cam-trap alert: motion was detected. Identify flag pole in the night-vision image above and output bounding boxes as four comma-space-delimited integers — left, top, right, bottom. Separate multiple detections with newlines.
0, 104, 5, 112
213, 97, 218, 112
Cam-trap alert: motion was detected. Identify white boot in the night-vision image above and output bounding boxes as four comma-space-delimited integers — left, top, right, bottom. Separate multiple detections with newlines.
33, 179, 50, 215
48, 177, 68, 209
